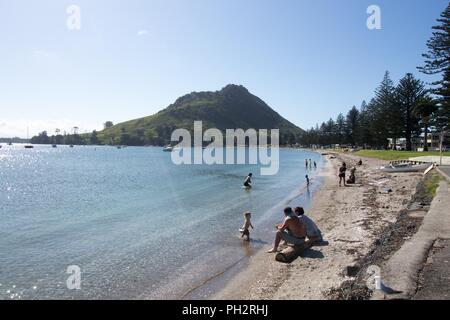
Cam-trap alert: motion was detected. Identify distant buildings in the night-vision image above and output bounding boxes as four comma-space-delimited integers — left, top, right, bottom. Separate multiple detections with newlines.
388, 132, 450, 151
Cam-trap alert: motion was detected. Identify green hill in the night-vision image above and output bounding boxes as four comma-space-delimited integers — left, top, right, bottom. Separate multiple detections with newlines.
97, 84, 304, 146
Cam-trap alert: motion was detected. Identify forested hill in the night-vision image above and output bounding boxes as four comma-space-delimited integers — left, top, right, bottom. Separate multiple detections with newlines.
97, 84, 304, 146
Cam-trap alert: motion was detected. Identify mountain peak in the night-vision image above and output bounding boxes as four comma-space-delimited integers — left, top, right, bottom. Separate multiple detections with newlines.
220, 84, 249, 93
99, 85, 304, 146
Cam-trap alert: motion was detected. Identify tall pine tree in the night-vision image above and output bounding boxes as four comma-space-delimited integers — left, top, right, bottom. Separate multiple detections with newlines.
335, 113, 346, 144
357, 100, 372, 147
371, 71, 402, 149
396, 73, 427, 151
418, 3, 450, 131
346, 106, 360, 147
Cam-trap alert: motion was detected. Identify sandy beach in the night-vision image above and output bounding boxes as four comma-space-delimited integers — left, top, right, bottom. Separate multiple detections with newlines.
213, 153, 425, 300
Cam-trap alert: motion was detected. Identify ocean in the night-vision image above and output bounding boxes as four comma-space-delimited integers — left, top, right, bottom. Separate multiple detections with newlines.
0, 144, 322, 299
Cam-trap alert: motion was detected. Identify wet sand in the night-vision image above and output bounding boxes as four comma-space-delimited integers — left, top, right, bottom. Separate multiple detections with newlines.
213, 153, 423, 300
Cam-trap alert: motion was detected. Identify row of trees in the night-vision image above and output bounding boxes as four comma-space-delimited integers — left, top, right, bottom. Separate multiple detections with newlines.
30, 130, 98, 145
30, 122, 115, 145
301, 72, 443, 150
301, 3, 450, 151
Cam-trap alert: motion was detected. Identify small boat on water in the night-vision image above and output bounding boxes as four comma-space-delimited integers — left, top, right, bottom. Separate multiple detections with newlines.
162, 145, 173, 152
24, 127, 34, 148
70, 145, 74, 148
52, 144, 57, 148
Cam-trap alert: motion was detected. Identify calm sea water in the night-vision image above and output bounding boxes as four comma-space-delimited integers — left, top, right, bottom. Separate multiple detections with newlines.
0, 144, 322, 299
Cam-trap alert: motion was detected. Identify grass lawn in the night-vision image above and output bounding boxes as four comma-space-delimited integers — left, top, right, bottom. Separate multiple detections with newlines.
353, 150, 450, 161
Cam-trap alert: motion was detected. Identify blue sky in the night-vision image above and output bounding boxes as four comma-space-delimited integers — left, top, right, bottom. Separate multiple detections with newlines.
0, 0, 447, 137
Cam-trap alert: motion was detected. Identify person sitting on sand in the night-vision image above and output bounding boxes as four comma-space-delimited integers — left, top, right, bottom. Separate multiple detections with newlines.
294, 207, 322, 243
357, 159, 363, 166
338, 162, 347, 187
243, 173, 252, 188
267, 207, 306, 253
239, 211, 254, 241
346, 167, 356, 184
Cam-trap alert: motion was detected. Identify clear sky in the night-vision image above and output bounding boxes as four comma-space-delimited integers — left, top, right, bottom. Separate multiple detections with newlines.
0, 0, 447, 137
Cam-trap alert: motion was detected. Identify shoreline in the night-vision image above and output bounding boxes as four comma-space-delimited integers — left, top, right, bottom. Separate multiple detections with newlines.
212, 153, 424, 300
180, 151, 325, 300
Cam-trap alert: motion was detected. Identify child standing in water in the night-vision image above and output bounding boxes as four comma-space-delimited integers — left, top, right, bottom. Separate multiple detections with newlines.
305, 174, 310, 187
239, 211, 254, 241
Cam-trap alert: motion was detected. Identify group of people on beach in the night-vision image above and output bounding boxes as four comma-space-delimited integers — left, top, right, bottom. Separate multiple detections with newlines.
305, 158, 317, 170
338, 159, 362, 187
239, 206, 323, 253
239, 157, 364, 253
239, 160, 324, 252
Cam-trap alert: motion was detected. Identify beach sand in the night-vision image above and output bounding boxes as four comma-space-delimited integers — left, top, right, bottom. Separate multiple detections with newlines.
212, 153, 423, 300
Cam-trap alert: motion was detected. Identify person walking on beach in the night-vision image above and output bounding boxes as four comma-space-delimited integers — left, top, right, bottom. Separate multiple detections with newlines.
313, 161, 317, 169
305, 174, 310, 187
267, 207, 306, 253
309, 159, 312, 169
294, 207, 322, 244
338, 162, 347, 187
305, 159, 308, 168
239, 211, 254, 241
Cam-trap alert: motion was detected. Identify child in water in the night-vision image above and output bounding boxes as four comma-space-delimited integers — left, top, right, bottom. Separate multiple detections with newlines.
239, 211, 254, 241
305, 174, 310, 187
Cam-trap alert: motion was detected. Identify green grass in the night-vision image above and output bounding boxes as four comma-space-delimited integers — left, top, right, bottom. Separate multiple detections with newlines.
353, 150, 450, 161
424, 173, 442, 199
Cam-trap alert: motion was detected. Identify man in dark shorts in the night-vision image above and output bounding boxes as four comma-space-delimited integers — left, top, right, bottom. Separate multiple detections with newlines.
267, 207, 306, 253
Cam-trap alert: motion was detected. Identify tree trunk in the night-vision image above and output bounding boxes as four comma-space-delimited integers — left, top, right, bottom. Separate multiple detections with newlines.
406, 108, 412, 151
423, 118, 429, 152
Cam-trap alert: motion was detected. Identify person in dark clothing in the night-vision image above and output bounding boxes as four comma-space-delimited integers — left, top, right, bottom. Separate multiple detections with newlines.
243, 173, 253, 188
338, 162, 347, 187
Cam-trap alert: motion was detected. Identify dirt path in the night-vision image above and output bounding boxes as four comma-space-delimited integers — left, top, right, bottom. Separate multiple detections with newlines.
213, 153, 423, 300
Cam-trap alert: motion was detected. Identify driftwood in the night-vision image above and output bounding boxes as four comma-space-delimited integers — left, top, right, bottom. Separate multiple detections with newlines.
275, 242, 312, 263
